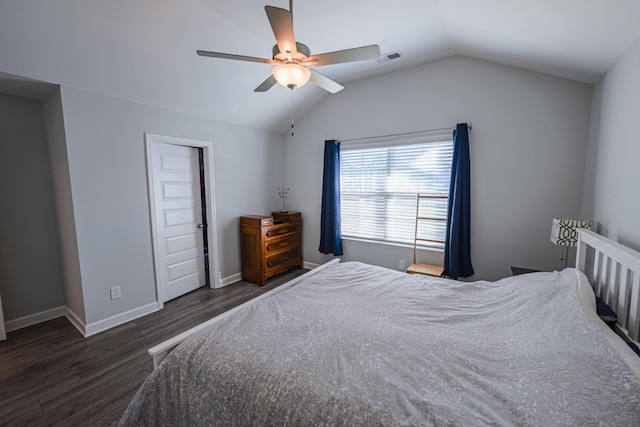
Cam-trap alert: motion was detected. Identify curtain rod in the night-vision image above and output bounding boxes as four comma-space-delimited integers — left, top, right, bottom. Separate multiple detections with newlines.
337, 123, 472, 144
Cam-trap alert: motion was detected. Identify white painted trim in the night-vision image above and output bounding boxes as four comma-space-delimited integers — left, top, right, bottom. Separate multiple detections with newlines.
4, 306, 67, 333
4, 301, 160, 338
220, 272, 242, 287
145, 136, 164, 307
0, 263, 315, 337
144, 133, 222, 311
303, 260, 321, 270
84, 302, 160, 337
0, 290, 5, 340
65, 307, 87, 337
148, 258, 341, 369
221, 263, 316, 288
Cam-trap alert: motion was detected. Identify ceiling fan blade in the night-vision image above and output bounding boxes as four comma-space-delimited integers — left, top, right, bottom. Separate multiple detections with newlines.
197, 50, 275, 65
265, 6, 298, 59
309, 69, 344, 94
306, 45, 381, 67
254, 75, 278, 92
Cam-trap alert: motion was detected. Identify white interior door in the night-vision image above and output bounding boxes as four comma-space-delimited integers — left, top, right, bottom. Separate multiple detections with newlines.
151, 142, 206, 302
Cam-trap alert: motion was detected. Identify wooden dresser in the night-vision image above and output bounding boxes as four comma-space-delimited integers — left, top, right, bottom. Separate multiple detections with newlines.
240, 212, 303, 285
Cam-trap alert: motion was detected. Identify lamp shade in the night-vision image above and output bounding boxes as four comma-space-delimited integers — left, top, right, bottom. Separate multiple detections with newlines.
272, 64, 311, 89
550, 218, 592, 247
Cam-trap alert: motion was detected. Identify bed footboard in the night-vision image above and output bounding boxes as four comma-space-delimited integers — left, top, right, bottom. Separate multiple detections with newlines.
148, 258, 341, 369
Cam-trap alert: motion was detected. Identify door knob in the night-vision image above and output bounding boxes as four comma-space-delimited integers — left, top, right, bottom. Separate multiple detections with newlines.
197, 223, 205, 229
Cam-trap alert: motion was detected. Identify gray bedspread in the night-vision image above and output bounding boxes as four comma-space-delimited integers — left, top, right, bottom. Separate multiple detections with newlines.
120, 262, 640, 426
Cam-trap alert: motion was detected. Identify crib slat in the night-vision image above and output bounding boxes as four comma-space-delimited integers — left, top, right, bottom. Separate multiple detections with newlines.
617, 267, 630, 331
576, 229, 640, 345
606, 259, 618, 307
592, 250, 603, 296
628, 273, 640, 342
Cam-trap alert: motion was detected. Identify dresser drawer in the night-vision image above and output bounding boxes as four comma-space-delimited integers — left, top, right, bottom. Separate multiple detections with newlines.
272, 211, 302, 223
265, 247, 301, 269
240, 212, 303, 286
265, 222, 301, 238
265, 233, 301, 254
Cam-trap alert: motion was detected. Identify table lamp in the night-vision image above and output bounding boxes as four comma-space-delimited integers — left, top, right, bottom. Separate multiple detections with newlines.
550, 218, 592, 267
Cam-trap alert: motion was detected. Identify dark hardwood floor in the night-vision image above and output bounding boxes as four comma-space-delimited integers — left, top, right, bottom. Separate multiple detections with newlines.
0, 269, 306, 426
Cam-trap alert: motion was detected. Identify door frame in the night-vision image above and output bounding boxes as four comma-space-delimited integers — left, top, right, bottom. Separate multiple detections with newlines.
145, 133, 221, 309
0, 290, 6, 341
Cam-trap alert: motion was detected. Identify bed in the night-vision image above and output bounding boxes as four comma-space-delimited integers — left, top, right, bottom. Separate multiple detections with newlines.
120, 230, 640, 425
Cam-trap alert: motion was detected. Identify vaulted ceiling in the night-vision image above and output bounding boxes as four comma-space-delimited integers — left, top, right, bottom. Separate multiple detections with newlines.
1, 0, 640, 133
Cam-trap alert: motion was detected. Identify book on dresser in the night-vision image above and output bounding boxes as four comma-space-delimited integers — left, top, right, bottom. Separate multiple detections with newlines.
240, 212, 303, 286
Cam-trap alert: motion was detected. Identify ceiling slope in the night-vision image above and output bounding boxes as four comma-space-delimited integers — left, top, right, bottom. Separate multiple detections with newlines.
0, 0, 639, 133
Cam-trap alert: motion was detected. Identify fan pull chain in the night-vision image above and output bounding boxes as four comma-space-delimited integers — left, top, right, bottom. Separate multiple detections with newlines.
290, 88, 295, 136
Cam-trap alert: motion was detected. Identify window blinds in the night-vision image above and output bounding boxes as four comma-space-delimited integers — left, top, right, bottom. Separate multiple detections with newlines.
340, 138, 453, 248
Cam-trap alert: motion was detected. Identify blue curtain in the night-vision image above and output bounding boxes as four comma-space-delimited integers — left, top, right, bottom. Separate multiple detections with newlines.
319, 140, 343, 255
444, 123, 474, 279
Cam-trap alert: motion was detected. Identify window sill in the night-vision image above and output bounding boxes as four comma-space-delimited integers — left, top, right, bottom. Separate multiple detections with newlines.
342, 236, 444, 253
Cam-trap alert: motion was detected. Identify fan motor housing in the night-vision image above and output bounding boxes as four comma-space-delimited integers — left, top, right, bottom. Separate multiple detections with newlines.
272, 42, 310, 62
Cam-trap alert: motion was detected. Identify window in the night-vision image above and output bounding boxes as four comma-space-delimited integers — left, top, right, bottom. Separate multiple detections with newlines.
340, 133, 453, 249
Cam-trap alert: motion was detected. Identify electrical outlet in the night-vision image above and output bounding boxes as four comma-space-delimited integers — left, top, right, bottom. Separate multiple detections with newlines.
110, 286, 121, 300
398, 260, 406, 270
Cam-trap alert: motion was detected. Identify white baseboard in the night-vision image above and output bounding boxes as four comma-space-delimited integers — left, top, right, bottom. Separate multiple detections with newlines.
4, 306, 67, 333
303, 261, 321, 269
5, 301, 162, 338
220, 262, 318, 288
65, 307, 87, 337
220, 272, 242, 288
83, 302, 160, 337
3, 263, 323, 336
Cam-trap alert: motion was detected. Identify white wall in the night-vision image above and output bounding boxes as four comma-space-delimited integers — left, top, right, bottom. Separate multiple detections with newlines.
0, 93, 66, 320
42, 89, 86, 322
284, 56, 593, 280
581, 36, 640, 251
58, 86, 283, 326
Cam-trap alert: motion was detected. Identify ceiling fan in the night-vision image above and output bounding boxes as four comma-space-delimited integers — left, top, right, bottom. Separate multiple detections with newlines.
196, 1, 380, 94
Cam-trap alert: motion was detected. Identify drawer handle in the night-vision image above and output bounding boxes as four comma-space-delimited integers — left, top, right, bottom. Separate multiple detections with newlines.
267, 240, 289, 251
267, 255, 289, 268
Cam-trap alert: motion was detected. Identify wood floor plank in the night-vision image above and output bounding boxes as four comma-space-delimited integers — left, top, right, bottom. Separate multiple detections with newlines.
0, 400, 45, 427
0, 268, 305, 426
0, 396, 43, 424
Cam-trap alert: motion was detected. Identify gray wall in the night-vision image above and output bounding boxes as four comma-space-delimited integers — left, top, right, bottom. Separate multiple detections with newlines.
581, 36, 640, 251
58, 87, 283, 324
283, 56, 593, 281
0, 93, 66, 320
42, 88, 86, 321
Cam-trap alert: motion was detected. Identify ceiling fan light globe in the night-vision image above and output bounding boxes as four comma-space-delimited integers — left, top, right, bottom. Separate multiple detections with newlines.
272, 64, 311, 89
